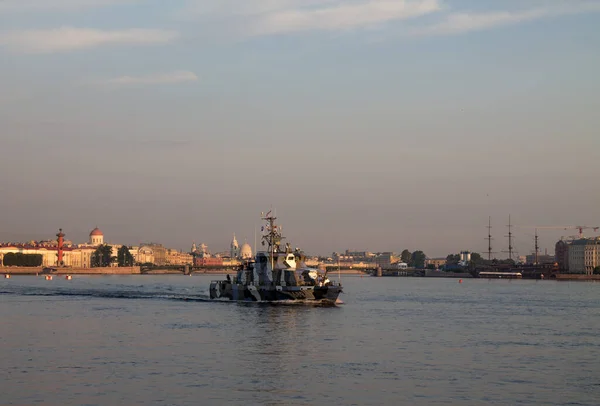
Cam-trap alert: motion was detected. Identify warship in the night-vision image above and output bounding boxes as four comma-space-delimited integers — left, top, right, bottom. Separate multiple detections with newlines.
209, 211, 343, 305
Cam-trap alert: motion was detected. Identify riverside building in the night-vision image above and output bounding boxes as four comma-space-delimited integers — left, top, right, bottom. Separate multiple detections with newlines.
568, 238, 600, 275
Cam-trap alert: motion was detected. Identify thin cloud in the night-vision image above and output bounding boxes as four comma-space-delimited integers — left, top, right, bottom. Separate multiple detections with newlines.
177, 0, 600, 40
102, 71, 199, 87
251, 0, 442, 36
177, 0, 442, 36
0, 0, 135, 12
414, 2, 600, 36
0, 27, 179, 53
177, 0, 340, 18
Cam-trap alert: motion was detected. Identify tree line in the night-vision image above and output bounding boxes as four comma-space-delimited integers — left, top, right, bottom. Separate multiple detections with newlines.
91, 245, 134, 268
2, 253, 43, 267
446, 252, 484, 267
399, 249, 427, 269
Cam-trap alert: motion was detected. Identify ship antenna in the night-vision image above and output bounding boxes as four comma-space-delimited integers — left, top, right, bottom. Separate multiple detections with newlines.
261, 209, 280, 274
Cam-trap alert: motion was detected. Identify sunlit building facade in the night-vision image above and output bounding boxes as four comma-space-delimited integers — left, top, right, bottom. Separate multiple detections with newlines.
568, 238, 600, 275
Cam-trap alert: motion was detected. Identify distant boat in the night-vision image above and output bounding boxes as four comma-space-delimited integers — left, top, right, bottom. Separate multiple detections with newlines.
210, 211, 343, 305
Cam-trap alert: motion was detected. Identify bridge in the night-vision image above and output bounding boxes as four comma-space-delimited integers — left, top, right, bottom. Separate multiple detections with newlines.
140, 264, 240, 275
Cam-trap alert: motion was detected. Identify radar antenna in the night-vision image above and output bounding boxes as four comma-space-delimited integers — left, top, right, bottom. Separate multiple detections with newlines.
261, 210, 285, 271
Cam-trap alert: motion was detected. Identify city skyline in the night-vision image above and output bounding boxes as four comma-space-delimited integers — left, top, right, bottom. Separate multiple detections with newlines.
0, 219, 595, 259
1, 1, 599, 257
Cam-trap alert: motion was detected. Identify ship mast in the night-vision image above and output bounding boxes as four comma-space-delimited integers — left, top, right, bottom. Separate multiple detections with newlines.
486, 216, 493, 261
502, 215, 514, 261
534, 229, 539, 265
508, 215, 513, 261
261, 210, 284, 271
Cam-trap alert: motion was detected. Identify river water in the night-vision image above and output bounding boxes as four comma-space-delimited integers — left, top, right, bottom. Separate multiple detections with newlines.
1, 275, 599, 405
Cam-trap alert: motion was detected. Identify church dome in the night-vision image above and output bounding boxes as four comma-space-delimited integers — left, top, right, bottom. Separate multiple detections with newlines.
240, 243, 252, 260
90, 227, 103, 236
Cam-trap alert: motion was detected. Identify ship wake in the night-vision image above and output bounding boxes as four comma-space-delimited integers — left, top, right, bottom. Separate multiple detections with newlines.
0, 286, 212, 302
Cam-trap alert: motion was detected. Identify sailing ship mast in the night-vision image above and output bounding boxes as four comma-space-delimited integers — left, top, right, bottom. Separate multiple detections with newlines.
486, 216, 493, 261
503, 215, 514, 261
534, 229, 539, 265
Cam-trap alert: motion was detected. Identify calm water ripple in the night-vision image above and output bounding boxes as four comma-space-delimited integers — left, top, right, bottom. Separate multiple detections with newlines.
1, 275, 599, 405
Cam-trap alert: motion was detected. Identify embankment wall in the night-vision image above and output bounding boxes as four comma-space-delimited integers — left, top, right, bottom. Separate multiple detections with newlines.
555, 274, 600, 281
1, 267, 141, 275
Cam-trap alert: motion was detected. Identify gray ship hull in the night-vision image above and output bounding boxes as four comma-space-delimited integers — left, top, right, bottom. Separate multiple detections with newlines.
210, 280, 342, 305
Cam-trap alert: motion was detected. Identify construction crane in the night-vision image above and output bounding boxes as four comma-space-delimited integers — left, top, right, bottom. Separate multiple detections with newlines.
517, 225, 600, 239
575, 226, 600, 238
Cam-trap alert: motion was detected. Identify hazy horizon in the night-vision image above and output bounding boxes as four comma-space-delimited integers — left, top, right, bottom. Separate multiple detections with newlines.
1, 0, 598, 257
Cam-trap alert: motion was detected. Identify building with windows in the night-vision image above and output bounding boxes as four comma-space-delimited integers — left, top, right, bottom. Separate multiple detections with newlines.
555, 239, 570, 271
0, 227, 189, 268
425, 258, 447, 269
375, 252, 396, 267
0, 244, 95, 268
139, 243, 166, 266
165, 249, 193, 265
333, 250, 376, 263
130, 246, 154, 265
0, 227, 101, 268
568, 238, 600, 275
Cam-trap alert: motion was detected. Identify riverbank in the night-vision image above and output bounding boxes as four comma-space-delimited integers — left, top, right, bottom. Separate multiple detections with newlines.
1, 267, 140, 275
554, 274, 600, 281
1, 266, 369, 276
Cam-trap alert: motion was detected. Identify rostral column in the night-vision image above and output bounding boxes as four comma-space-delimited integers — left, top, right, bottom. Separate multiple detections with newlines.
56, 228, 65, 266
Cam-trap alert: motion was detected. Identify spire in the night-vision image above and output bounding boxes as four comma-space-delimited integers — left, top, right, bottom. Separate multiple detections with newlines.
231, 233, 239, 259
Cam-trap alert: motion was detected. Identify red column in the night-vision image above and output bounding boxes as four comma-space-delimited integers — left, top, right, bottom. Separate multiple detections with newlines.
56, 228, 65, 266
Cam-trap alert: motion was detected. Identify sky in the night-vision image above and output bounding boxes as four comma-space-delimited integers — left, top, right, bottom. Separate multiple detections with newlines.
0, 0, 599, 257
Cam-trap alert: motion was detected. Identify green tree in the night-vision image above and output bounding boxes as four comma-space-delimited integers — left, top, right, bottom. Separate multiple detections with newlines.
594, 266, 600, 275
410, 250, 427, 269
3, 252, 15, 266
400, 249, 411, 264
2, 253, 42, 267
446, 254, 460, 266
117, 245, 134, 267
470, 252, 485, 266
91, 244, 113, 267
